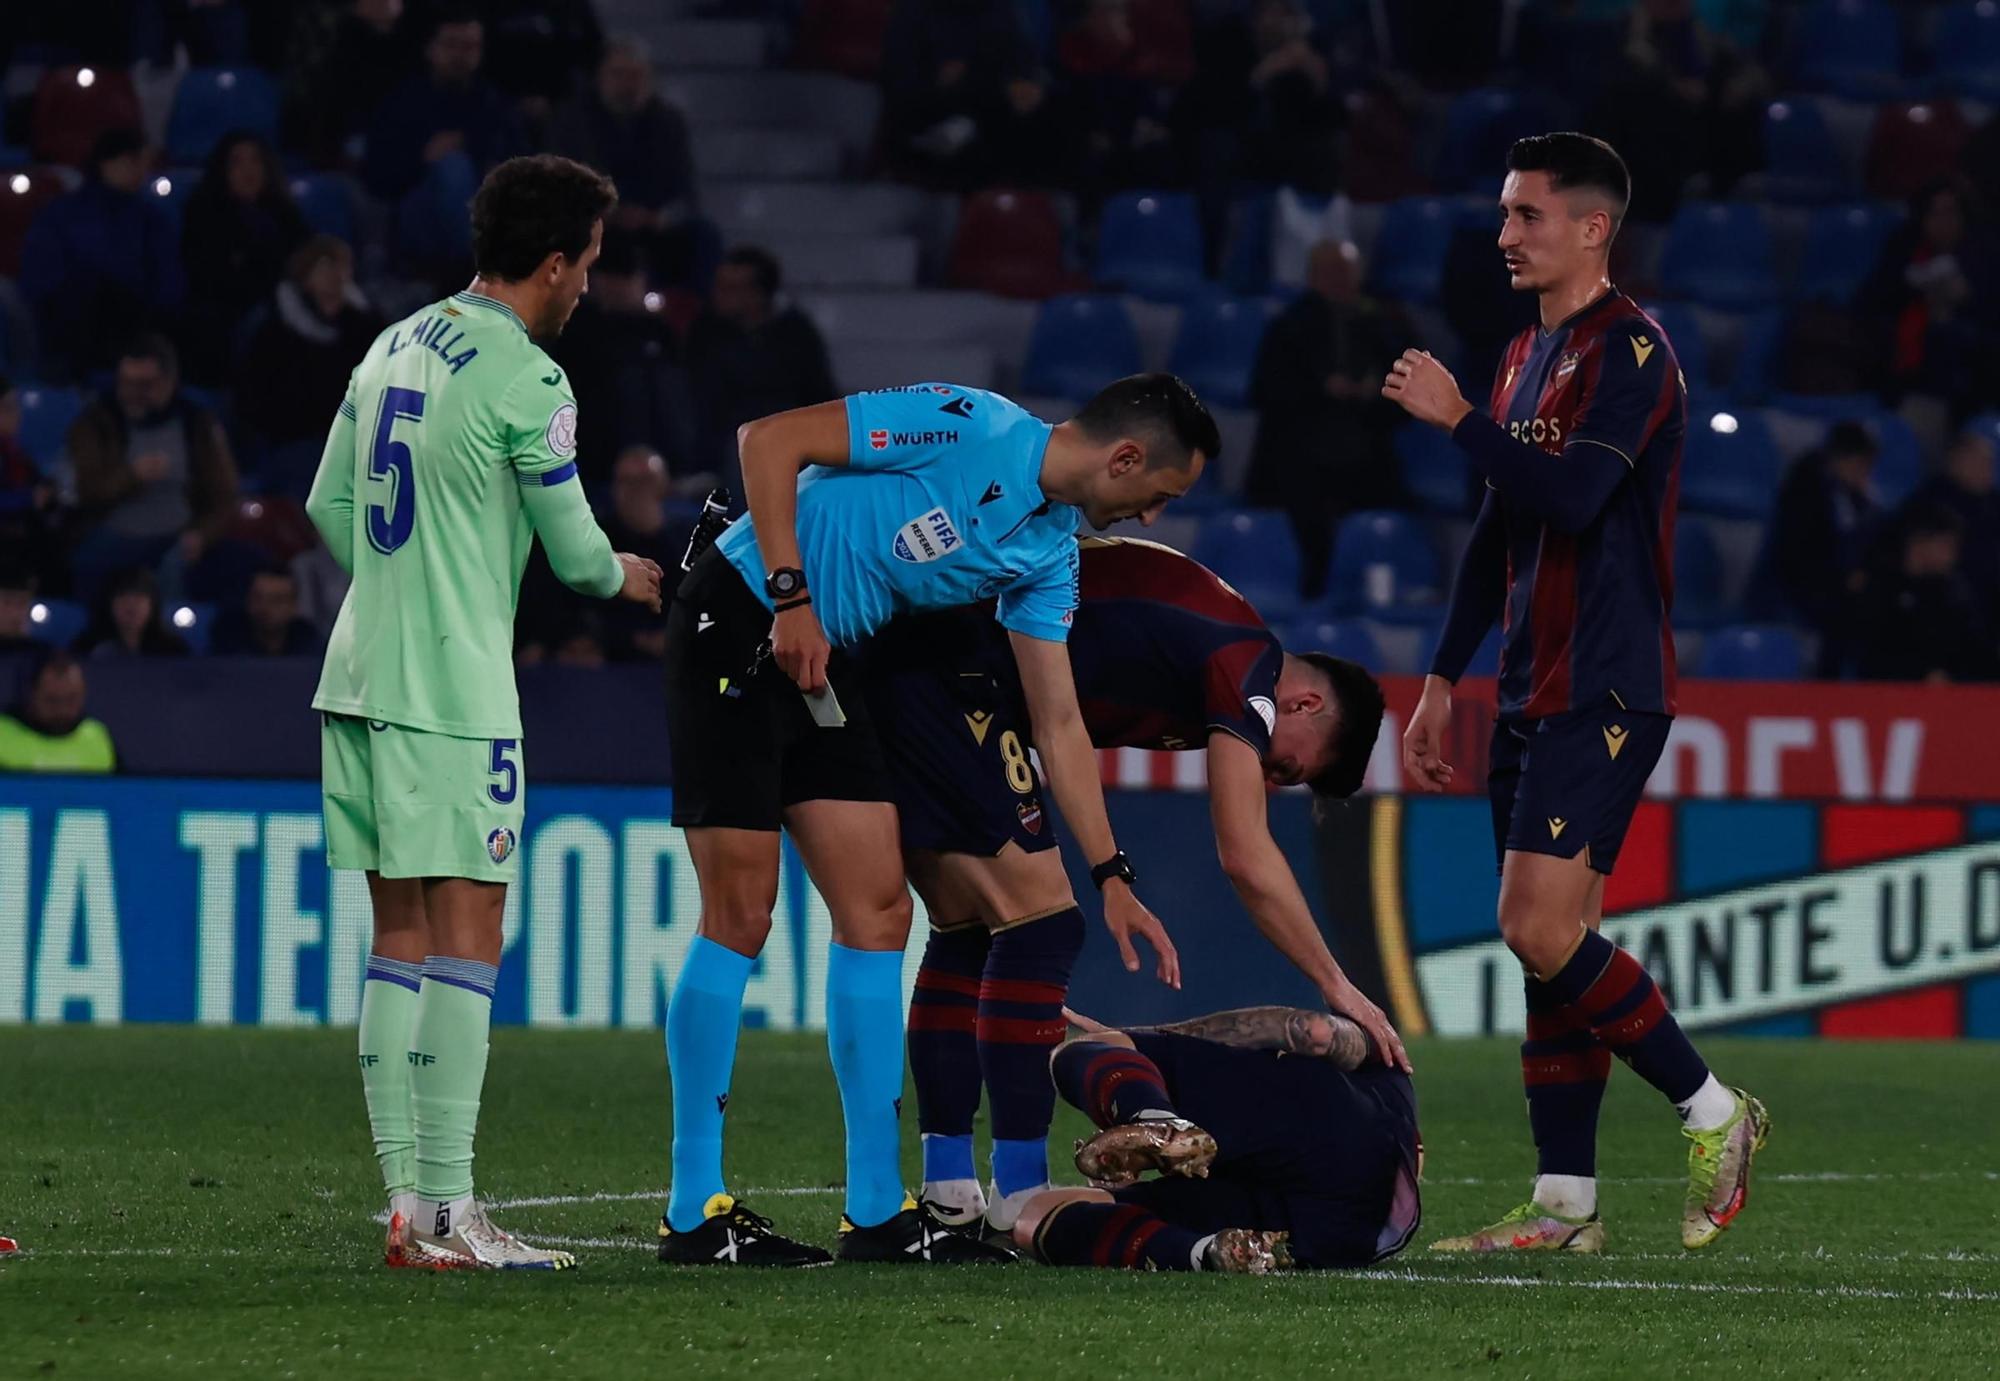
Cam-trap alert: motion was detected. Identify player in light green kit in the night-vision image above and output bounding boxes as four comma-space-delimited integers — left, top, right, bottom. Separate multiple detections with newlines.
306, 155, 663, 1270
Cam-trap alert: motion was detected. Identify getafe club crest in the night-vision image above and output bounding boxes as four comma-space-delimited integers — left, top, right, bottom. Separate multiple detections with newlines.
486, 828, 517, 865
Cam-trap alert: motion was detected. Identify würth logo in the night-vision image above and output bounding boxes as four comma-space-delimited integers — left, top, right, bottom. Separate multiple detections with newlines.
869, 429, 889, 451
889, 430, 959, 446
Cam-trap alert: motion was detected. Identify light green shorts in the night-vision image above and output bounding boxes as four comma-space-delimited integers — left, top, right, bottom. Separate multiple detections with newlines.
320, 713, 525, 882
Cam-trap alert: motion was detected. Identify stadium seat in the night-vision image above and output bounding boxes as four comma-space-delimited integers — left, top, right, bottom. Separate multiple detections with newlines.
228, 497, 319, 565
1641, 302, 1712, 397
1280, 614, 1385, 674
1863, 102, 1971, 202
1220, 190, 1275, 295
29, 66, 142, 168
1681, 409, 1783, 518
288, 173, 355, 243
27, 598, 86, 649
1434, 88, 1563, 193
1758, 99, 1851, 204
16, 386, 84, 468
1367, 198, 1458, 306
1967, 410, 2000, 455
1093, 191, 1206, 301
1696, 624, 1808, 680
1790, 0, 1905, 100
169, 601, 218, 655
1659, 202, 1777, 308
1794, 203, 1902, 304
147, 169, 197, 242
1019, 294, 1142, 403
1191, 508, 1302, 617
1167, 292, 1270, 409
947, 188, 1073, 300
792, 0, 894, 80
1729, 308, 1785, 403
0, 167, 66, 277
1932, 1, 2000, 102
1860, 412, 1924, 505
1394, 420, 1474, 515
165, 67, 280, 165
1340, 83, 1428, 203
1326, 510, 1441, 618
1674, 518, 1728, 628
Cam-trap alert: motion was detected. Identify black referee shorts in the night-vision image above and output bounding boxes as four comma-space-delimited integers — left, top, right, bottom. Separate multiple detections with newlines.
663, 548, 892, 831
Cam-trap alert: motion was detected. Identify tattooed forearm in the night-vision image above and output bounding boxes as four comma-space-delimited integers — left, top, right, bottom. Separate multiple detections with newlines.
1133, 1006, 1373, 1069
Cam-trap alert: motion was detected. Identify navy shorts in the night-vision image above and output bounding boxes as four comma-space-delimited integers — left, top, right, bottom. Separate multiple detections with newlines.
852, 607, 1055, 857
1488, 699, 1671, 876
1110, 1032, 1422, 1268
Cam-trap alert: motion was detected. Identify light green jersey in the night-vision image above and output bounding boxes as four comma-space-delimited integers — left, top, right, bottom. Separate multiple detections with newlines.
306, 289, 623, 739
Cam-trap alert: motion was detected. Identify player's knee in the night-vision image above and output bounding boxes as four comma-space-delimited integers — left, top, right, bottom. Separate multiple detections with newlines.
830, 886, 913, 950
1496, 899, 1570, 977
700, 898, 775, 953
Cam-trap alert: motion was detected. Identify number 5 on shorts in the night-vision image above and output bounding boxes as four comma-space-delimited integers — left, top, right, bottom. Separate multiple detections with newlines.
488, 739, 519, 804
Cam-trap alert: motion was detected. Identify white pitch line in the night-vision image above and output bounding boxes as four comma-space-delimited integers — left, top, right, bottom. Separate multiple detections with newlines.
483, 1185, 840, 1212
1345, 1271, 2000, 1304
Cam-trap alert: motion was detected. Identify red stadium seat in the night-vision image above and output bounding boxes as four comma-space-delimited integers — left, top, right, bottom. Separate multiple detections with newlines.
793, 0, 894, 80
1864, 101, 1970, 201
227, 497, 320, 565
947, 189, 1080, 300
1341, 85, 1427, 203
0, 167, 68, 277
30, 66, 142, 169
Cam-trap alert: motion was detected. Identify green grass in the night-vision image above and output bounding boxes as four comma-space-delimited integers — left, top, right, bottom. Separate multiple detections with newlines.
3, 1029, 1997, 1379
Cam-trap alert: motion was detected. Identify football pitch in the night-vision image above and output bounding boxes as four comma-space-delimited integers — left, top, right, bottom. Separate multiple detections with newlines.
3, 1028, 1995, 1379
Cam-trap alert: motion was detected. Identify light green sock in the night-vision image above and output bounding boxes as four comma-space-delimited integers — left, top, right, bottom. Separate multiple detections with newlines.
358, 957, 423, 1196
410, 957, 498, 1203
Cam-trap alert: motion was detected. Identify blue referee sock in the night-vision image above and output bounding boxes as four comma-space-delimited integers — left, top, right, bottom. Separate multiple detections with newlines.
666, 936, 753, 1233
827, 943, 908, 1230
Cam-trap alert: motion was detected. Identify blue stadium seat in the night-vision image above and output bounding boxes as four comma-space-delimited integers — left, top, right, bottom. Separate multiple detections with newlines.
1768, 391, 1881, 421
1795, 203, 1902, 304
1933, 1, 2000, 102
170, 601, 218, 655
1697, 624, 1808, 680
1966, 410, 2000, 455
166, 67, 279, 165
16, 385, 84, 468
1220, 189, 1274, 295
1434, 88, 1568, 193
1641, 302, 1711, 397
27, 598, 86, 648
1280, 614, 1384, 674
1020, 294, 1142, 404
1168, 291, 1271, 409
1191, 508, 1302, 618
1367, 198, 1458, 306
288, 173, 355, 243
1759, 99, 1851, 203
1327, 510, 1441, 619
1659, 202, 1777, 308
1674, 518, 1728, 629
1394, 420, 1474, 515
148, 169, 197, 242
1791, 0, 1905, 100
1681, 409, 1783, 518
1729, 307, 1785, 403
1093, 191, 1206, 301
1861, 412, 1923, 505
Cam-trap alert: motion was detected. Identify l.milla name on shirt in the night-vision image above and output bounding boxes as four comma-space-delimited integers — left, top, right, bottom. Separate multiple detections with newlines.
386, 313, 480, 374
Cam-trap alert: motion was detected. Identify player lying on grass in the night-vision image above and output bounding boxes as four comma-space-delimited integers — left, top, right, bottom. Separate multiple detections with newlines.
1008, 1005, 1420, 1274
658, 376, 1217, 1266
855, 536, 1405, 1242
307, 155, 663, 1270
1383, 131, 1767, 1254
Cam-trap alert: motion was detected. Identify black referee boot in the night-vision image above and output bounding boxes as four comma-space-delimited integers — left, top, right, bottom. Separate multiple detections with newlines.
836, 1197, 1019, 1263
657, 1195, 831, 1267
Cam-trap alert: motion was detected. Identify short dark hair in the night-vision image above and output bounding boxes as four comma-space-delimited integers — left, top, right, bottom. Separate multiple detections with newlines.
1826, 419, 1878, 460
1072, 373, 1221, 472
89, 127, 145, 172
721, 245, 781, 297
1508, 132, 1631, 229
1297, 652, 1385, 798
120, 332, 179, 376
470, 155, 618, 282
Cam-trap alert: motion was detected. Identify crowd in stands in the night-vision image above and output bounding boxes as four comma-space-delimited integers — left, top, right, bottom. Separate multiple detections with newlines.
1, 0, 1997, 767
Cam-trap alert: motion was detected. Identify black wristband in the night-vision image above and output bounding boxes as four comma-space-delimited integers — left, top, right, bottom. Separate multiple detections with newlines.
774, 594, 813, 613
1090, 850, 1138, 890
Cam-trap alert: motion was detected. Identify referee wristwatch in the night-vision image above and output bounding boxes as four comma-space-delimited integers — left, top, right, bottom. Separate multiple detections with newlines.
1090, 850, 1138, 890
766, 566, 808, 607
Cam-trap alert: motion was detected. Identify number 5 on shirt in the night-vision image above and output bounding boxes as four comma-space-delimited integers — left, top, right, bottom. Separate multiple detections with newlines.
367, 386, 426, 554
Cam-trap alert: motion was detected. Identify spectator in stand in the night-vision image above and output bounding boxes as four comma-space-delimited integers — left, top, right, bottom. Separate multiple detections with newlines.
546, 37, 698, 283
1760, 420, 1883, 677
74, 566, 190, 660
18, 128, 183, 381
1177, 0, 1341, 201
479, 0, 605, 135
0, 563, 38, 656
880, 0, 1053, 189
287, 0, 417, 167
1053, 0, 1192, 196
68, 334, 241, 605
180, 131, 312, 384
210, 565, 321, 657
600, 445, 692, 661
0, 377, 61, 594
364, 7, 523, 281
237, 235, 384, 498
1246, 240, 1409, 598
0, 651, 117, 774
1854, 504, 1996, 683
1907, 428, 2000, 628
1861, 179, 1999, 420
686, 246, 837, 494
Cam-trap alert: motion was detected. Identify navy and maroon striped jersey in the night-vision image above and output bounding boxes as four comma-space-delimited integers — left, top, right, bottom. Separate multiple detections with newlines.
1487, 290, 1684, 718
1067, 537, 1284, 754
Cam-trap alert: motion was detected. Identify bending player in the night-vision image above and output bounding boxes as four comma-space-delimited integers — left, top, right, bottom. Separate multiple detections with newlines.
308, 156, 663, 1269
1012, 1005, 1420, 1274
858, 536, 1404, 1242
659, 376, 1217, 1266
1383, 132, 1768, 1253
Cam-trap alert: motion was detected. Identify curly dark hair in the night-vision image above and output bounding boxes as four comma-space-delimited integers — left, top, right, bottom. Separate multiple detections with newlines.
470, 155, 618, 282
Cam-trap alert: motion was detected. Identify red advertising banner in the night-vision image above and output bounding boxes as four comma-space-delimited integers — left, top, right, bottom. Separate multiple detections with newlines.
1098, 678, 2000, 802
